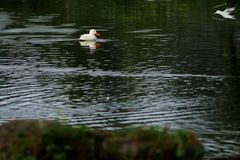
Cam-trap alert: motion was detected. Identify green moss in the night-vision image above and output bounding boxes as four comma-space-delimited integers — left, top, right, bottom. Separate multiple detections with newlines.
0, 120, 204, 160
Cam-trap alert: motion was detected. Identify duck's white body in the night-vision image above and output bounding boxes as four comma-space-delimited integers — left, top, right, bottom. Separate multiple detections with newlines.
214, 7, 236, 19
79, 29, 100, 41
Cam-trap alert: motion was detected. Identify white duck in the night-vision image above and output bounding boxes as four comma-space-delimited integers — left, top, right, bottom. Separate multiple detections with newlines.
214, 7, 236, 19
79, 29, 100, 41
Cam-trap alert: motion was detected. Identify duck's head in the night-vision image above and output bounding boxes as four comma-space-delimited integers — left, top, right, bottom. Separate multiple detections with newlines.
89, 29, 100, 37
214, 10, 221, 15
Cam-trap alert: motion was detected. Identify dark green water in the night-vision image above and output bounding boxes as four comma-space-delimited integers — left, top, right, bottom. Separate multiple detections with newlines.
0, 0, 240, 156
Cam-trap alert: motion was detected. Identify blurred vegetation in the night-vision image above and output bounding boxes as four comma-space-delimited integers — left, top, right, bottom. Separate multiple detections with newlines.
0, 120, 204, 160
0, 0, 228, 23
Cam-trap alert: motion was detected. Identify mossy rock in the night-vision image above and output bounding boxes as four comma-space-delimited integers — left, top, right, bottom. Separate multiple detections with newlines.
0, 120, 204, 160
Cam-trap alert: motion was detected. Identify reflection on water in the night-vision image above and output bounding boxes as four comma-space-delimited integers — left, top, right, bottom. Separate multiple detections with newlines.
0, 0, 240, 157
79, 41, 100, 50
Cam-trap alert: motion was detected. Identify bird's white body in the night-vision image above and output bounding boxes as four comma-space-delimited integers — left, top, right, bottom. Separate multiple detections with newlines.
79, 34, 97, 41
79, 29, 100, 41
214, 7, 236, 19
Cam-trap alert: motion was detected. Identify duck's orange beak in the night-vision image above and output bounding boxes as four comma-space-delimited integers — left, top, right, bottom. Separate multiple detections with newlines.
95, 32, 100, 37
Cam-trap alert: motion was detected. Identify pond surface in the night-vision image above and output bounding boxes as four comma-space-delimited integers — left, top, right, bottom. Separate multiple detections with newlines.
0, 0, 240, 157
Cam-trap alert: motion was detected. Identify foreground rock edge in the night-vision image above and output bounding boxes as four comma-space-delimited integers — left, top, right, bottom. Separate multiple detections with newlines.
0, 120, 236, 160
